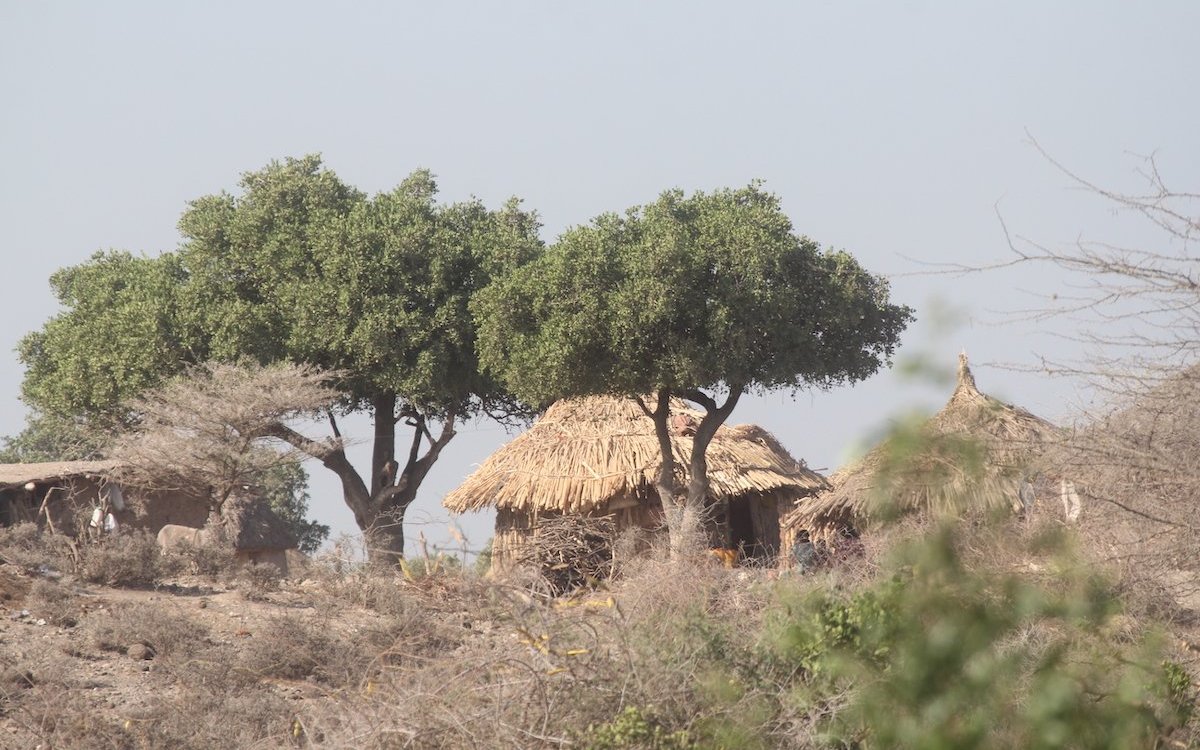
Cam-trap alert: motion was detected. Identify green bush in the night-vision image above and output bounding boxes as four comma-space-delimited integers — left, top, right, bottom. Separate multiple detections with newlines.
777, 524, 1188, 749
579, 706, 694, 750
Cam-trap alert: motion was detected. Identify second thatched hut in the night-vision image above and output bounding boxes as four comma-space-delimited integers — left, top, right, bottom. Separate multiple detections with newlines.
443, 395, 827, 569
782, 354, 1062, 559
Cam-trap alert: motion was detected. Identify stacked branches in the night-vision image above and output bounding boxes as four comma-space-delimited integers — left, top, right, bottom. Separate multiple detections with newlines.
513, 514, 616, 598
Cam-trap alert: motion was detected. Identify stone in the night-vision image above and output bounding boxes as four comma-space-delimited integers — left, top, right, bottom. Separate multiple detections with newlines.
127, 643, 155, 661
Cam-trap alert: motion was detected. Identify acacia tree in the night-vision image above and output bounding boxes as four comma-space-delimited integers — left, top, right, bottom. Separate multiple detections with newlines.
19, 156, 542, 564
107, 362, 338, 526
474, 184, 912, 553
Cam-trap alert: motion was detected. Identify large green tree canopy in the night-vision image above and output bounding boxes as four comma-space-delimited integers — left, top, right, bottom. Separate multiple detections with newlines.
474, 184, 912, 551
20, 156, 543, 563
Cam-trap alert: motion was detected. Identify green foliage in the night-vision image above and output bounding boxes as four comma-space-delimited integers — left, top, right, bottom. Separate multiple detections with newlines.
767, 525, 1188, 749
0, 411, 104, 463
579, 706, 694, 750
1161, 660, 1195, 727
257, 462, 329, 554
19, 251, 198, 418
22, 157, 541, 422
19, 155, 542, 555
474, 183, 912, 406
769, 580, 901, 679
175, 156, 542, 416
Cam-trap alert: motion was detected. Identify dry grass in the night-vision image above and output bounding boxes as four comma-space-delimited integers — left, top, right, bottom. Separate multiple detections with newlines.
1, 505, 1194, 749
84, 601, 210, 662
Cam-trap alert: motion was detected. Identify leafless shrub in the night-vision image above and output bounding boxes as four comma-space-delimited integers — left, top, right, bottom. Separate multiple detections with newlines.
26, 578, 80, 627
236, 562, 281, 601
1046, 370, 1200, 607
0, 522, 76, 572
107, 360, 340, 515
165, 537, 239, 578
240, 613, 421, 688
77, 529, 166, 587
124, 688, 296, 750
948, 145, 1200, 612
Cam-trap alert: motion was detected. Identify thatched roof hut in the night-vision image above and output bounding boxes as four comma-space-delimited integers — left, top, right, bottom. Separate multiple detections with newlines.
783, 354, 1061, 548
221, 490, 298, 552
216, 489, 301, 575
0, 460, 120, 531
444, 395, 827, 567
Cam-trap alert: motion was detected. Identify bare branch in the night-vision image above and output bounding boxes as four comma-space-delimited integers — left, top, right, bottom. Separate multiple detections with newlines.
106, 361, 342, 512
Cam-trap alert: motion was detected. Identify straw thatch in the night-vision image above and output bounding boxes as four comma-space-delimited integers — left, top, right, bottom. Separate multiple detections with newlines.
0, 460, 118, 490
445, 396, 825, 514
220, 489, 298, 552
784, 354, 1061, 545
444, 394, 827, 566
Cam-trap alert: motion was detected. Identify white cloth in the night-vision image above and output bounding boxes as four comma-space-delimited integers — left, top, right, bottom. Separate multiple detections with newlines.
1060, 479, 1081, 522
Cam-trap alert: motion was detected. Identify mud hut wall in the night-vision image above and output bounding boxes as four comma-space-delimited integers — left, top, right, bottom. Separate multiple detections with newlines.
128, 489, 210, 533
0, 488, 36, 527
18, 477, 107, 535
750, 493, 781, 556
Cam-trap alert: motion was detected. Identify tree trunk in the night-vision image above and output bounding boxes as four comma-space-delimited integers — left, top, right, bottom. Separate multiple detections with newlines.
266, 398, 458, 568
641, 389, 703, 559
362, 485, 418, 566
681, 385, 745, 551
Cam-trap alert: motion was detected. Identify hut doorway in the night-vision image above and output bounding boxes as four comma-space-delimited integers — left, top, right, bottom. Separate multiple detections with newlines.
727, 497, 760, 560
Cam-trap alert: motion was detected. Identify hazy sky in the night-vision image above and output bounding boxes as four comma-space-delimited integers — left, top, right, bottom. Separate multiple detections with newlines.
2, 2, 1197, 554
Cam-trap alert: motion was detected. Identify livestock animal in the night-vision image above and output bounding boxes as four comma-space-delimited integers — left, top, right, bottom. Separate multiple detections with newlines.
156, 524, 209, 552
708, 547, 738, 568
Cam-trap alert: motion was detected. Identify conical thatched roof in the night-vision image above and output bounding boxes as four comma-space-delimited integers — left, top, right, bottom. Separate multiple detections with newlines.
221, 490, 298, 551
443, 395, 826, 516
784, 354, 1061, 538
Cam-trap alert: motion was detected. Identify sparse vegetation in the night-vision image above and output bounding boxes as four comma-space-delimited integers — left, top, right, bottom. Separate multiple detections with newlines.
2, 154, 1197, 749
1, 502, 1198, 748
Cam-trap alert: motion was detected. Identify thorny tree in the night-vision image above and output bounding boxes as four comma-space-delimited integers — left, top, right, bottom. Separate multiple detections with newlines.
20, 157, 542, 564
106, 362, 339, 527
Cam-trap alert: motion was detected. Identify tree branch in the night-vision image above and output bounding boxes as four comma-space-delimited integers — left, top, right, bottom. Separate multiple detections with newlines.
325, 408, 342, 440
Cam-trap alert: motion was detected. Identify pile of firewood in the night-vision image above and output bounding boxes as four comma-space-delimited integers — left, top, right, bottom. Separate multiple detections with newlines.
515, 514, 615, 597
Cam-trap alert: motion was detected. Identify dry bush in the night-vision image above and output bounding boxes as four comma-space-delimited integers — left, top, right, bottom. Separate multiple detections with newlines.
25, 578, 81, 628
298, 558, 830, 749
77, 529, 167, 587
165, 537, 239, 579
239, 613, 432, 688
2, 690, 135, 750
107, 361, 339, 510
236, 562, 281, 601
304, 565, 424, 620
1046, 370, 1200, 610
512, 514, 616, 597
124, 688, 296, 750
5, 674, 296, 750
85, 601, 209, 662
0, 522, 76, 572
